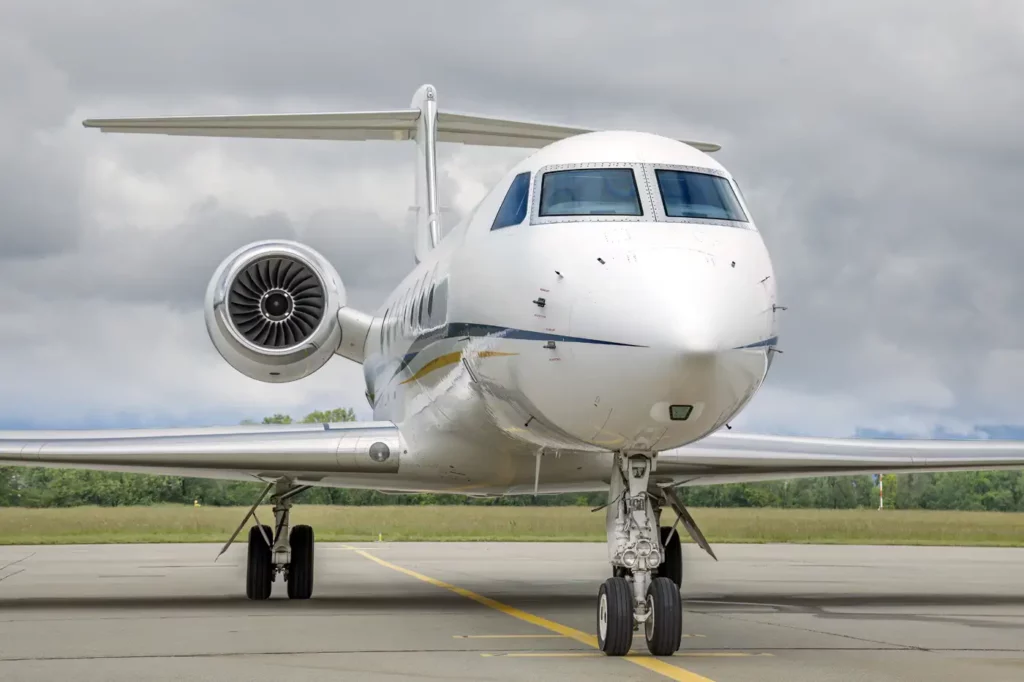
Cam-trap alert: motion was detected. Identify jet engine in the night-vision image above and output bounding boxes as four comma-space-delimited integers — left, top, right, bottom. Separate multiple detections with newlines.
205, 240, 346, 383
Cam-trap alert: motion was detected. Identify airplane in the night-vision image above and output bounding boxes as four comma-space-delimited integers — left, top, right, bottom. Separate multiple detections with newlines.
2, 83, 1023, 657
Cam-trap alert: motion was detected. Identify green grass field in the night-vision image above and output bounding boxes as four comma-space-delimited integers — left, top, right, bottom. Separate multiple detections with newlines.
0, 505, 1021, 546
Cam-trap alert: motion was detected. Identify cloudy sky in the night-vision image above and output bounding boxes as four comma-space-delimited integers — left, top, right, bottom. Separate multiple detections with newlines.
1, 1, 1022, 437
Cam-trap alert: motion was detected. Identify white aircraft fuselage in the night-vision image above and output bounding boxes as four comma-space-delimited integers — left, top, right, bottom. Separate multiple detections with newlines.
363, 131, 779, 493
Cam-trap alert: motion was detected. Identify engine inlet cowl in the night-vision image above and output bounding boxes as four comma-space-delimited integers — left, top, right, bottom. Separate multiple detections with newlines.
228, 256, 326, 349
205, 240, 346, 383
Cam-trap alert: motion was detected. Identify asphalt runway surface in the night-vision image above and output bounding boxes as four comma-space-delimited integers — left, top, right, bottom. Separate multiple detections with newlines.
0, 541, 1022, 681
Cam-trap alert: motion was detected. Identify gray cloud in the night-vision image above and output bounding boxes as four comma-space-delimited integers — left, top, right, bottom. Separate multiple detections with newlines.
1, 201, 413, 311
0, 30, 83, 258
0, 0, 1022, 434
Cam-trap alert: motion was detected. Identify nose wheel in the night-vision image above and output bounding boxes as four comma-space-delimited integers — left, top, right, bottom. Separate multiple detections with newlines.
644, 577, 682, 655
597, 577, 633, 655
599, 452, 683, 656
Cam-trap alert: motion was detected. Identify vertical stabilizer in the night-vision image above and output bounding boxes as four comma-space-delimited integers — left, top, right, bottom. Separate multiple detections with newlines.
411, 84, 440, 263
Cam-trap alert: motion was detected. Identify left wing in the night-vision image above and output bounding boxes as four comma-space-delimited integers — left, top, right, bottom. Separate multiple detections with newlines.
0, 422, 402, 483
658, 432, 1024, 485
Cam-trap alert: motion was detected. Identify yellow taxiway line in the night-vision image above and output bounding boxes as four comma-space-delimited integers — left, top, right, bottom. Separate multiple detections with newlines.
455, 633, 707, 640
344, 545, 715, 682
482, 652, 772, 659
452, 630, 565, 634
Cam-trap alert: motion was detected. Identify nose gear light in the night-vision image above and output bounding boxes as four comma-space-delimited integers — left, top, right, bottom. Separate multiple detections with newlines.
669, 404, 693, 421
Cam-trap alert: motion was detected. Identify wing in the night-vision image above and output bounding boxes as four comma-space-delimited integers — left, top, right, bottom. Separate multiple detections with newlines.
82, 110, 422, 142
658, 432, 1024, 485
82, 109, 721, 152
435, 112, 721, 151
0, 422, 402, 483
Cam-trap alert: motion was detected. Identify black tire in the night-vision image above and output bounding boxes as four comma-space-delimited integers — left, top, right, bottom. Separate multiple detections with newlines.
644, 576, 682, 656
287, 524, 314, 600
597, 577, 633, 656
246, 524, 274, 600
659, 526, 683, 588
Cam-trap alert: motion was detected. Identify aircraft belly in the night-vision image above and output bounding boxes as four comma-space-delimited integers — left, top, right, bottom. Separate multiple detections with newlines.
303, 446, 616, 496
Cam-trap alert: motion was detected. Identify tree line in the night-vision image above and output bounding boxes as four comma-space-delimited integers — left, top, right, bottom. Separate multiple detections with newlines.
1, 409, 1022, 511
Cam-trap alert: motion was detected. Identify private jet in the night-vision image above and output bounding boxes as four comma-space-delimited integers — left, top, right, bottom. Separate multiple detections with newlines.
2, 84, 1023, 657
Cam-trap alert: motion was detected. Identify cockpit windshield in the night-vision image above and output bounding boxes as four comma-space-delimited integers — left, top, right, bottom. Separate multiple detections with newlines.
654, 169, 747, 222
539, 168, 642, 217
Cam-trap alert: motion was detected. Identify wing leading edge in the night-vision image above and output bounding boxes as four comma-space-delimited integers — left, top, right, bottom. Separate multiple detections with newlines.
82, 109, 721, 152
657, 432, 1024, 485
6, 425, 1018, 490
0, 422, 402, 483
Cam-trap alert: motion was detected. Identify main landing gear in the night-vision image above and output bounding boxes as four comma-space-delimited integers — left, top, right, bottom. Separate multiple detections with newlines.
217, 479, 314, 600
597, 452, 691, 657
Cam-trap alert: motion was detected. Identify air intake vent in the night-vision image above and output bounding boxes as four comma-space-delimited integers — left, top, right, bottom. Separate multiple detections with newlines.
227, 256, 326, 349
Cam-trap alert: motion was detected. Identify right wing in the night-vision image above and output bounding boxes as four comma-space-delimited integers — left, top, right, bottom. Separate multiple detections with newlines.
82, 109, 721, 152
0, 422, 402, 483
658, 432, 1024, 485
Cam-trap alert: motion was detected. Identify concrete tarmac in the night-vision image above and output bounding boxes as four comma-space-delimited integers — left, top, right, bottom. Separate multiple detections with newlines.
0, 542, 1022, 681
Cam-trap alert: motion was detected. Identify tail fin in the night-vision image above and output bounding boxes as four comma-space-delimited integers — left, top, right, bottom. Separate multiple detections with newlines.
83, 85, 720, 262
410, 85, 440, 263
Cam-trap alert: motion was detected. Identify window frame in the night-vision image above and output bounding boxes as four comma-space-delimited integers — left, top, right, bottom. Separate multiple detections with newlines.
538, 167, 643, 219
646, 164, 751, 228
529, 163, 655, 225
491, 171, 532, 230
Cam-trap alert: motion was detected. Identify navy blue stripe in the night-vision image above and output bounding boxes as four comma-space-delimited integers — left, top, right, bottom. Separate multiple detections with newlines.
389, 322, 645, 382
444, 323, 645, 348
734, 336, 778, 350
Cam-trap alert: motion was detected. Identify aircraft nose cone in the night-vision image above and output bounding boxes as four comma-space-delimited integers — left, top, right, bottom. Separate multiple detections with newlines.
510, 246, 774, 451
616, 252, 739, 354
669, 314, 725, 356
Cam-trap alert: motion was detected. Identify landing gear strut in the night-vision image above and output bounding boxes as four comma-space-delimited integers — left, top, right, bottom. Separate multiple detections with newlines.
218, 479, 314, 600
598, 452, 682, 656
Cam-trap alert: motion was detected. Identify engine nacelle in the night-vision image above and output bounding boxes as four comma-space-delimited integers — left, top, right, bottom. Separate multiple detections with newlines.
205, 240, 346, 383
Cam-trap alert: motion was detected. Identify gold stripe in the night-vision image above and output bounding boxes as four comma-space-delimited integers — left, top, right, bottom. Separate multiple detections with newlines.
346, 546, 716, 682
400, 352, 462, 385
400, 350, 518, 385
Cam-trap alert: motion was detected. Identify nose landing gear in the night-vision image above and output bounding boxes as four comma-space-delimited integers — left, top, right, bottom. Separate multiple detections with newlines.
598, 452, 683, 656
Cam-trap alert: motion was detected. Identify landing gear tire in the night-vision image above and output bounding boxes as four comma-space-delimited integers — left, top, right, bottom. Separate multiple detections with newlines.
246, 525, 274, 600
659, 526, 682, 588
597, 577, 633, 656
287, 524, 314, 600
644, 576, 682, 656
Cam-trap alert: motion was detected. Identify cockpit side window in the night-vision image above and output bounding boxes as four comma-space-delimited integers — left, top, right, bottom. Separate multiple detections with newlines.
491, 172, 531, 230
654, 169, 748, 222
538, 168, 642, 217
